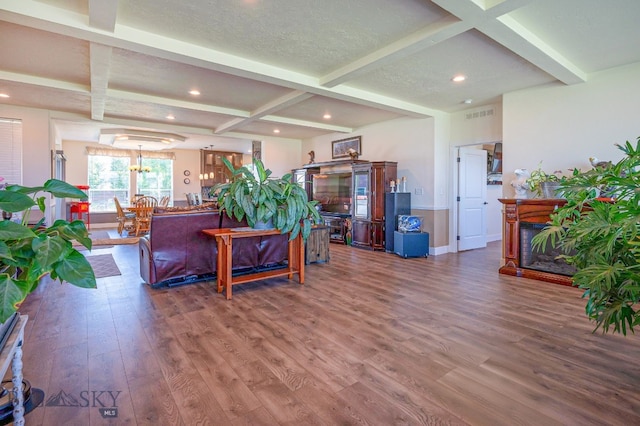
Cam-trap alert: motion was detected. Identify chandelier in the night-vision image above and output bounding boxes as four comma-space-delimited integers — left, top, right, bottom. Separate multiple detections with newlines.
129, 145, 151, 173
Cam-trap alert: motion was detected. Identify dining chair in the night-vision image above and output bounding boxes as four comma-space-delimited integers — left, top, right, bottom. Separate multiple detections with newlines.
133, 196, 158, 236
114, 196, 135, 236
185, 193, 197, 206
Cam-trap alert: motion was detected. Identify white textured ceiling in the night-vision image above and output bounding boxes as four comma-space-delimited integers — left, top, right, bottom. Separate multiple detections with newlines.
1, 0, 639, 151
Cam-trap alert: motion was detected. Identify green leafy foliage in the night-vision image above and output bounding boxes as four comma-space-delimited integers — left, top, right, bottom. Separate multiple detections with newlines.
213, 158, 321, 241
525, 162, 564, 197
532, 137, 640, 335
0, 179, 96, 323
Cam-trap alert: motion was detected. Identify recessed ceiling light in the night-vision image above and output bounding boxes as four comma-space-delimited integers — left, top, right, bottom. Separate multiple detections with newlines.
166, 114, 175, 120
463, 99, 473, 104
452, 74, 466, 82
273, 129, 280, 134
0, 93, 9, 98
189, 90, 200, 96
323, 113, 331, 120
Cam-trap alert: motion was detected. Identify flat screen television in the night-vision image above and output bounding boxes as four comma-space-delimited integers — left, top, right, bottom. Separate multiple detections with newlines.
312, 172, 352, 214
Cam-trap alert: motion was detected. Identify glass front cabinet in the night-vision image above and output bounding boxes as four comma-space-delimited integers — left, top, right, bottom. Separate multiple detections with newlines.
351, 161, 397, 250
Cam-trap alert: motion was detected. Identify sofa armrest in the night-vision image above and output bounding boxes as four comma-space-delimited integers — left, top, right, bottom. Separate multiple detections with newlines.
139, 236, 154, 285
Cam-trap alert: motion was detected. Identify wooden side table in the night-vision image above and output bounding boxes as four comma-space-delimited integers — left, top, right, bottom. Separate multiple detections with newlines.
0, 314, 28, 426
202, 228, 304, 299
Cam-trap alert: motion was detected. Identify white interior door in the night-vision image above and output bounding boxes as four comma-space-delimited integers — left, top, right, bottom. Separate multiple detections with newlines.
458, 147, 487, 251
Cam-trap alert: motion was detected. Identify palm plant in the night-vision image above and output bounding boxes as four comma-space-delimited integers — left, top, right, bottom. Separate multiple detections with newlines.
532, 137, 640, 334
213, 158, 321, 241
0, 179, 96, 323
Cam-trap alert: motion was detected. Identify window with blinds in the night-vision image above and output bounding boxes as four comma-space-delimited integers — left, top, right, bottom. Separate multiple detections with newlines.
0, 118, 23, 187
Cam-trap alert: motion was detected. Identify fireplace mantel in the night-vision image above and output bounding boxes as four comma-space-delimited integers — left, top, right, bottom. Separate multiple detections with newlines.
498, 198, 573, 285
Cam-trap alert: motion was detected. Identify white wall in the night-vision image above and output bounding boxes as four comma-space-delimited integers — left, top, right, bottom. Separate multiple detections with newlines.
302, 116, 436, 209
261, 137, 303, 178
451, 103, 502, 145
0, 105, 51, 188
503, 61, 640, 195
486, 184, 502, 242
0, 105, 52, 223
449, 103, 504, 247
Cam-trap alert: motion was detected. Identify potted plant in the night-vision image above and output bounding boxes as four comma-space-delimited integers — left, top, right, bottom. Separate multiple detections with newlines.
531, 137, 640, 334
213, 158, 321, 241
0, 179, 97, 324
526, 162, 564, 198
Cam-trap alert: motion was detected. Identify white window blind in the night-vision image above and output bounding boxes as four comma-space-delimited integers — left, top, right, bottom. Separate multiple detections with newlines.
0, 118, 23, 186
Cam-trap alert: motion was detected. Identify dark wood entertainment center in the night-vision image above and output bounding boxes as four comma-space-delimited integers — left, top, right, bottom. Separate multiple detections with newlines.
499, 198, 573, 286
294, 159, 397, 250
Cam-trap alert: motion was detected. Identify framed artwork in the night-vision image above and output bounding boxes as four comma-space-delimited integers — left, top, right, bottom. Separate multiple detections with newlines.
332, 136, 361, 159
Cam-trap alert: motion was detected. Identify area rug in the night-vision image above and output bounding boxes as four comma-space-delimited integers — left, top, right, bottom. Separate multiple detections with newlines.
85, 254, 121, 278
91, 237, 139, 246
73, 232, 139, 247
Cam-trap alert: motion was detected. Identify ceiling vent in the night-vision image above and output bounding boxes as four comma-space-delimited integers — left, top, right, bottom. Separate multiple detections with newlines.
99, 128, 187, 150
465, 107, 494, 120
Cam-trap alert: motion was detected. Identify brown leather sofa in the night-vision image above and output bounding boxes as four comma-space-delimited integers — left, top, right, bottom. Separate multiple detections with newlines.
139, 210, 289, 287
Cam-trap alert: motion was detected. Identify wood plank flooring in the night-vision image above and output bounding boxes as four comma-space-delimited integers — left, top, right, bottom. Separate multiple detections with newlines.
14, 235, 640, 425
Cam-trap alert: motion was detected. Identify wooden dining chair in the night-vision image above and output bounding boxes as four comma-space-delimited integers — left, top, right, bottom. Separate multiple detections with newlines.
159, 195, 170, 208
133, 196, 158, 236
114, 196, 135, 236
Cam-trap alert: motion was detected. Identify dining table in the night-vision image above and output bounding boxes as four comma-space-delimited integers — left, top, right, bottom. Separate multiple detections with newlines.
124, 205, 155, 236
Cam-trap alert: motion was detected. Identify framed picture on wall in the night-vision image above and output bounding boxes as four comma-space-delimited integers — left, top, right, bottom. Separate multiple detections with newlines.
332, 136, 361, 159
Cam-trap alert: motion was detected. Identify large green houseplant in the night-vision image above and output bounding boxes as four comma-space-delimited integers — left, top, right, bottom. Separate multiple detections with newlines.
532, 137, 640, 335
213, 158, 321, 241
0, 179, 97, 323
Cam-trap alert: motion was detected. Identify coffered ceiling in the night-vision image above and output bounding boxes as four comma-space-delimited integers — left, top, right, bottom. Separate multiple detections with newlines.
1, 0, 639, 151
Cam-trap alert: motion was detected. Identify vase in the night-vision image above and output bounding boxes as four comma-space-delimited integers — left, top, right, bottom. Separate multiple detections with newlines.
541, 182, 561, 198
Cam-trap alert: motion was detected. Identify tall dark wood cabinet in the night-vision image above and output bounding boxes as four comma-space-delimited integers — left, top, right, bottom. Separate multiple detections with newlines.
292, 166, 319, 201
351, 161, 397, 250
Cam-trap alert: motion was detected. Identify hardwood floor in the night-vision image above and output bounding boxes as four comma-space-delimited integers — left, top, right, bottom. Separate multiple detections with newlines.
15, 235, 640, 425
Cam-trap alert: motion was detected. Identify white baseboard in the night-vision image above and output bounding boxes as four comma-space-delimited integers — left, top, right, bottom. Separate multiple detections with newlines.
486, 233, 502, 243
430, 246, 449, 256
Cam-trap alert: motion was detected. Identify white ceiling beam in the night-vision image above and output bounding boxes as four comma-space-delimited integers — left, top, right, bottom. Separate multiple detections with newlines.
107, 89, 249, 117
0, 0, 435, 119
259, 116, 353, 134
483, 16, 586, 84
89, 43, 112, 121
319, 0, 539, 88
433, 0, 585, 84
89, 0, 117, 32
0, 70, 88, 93
215, 90, 313, 134
320, 16, 469, 88
251, 90, 314, 117
213, 118, 247, 135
